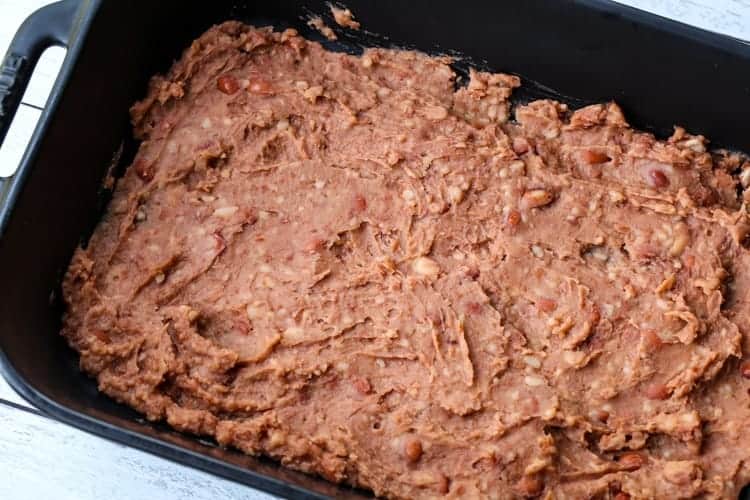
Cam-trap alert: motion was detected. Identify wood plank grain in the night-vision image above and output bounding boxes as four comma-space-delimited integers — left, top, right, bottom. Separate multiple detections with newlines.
0, 402, 274, 500
21, 46, 66, 108
0, 2, 748, 500
614, 0, 750, 41
0, 0, 59, 177
0, 368, 30, 407
0, 0, 63, 108
0, 103, 41, 176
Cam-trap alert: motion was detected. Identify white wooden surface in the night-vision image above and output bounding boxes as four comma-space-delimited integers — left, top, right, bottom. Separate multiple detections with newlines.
0, 5, 270, 499
0, 1, 748, 499
616, 0, 750, 41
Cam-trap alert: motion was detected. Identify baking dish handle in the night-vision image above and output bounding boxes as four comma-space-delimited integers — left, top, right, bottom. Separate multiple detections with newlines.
0, 0, 81, 149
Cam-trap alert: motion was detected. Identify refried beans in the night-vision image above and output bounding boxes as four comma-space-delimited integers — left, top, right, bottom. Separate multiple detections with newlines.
61, 22, 750, 499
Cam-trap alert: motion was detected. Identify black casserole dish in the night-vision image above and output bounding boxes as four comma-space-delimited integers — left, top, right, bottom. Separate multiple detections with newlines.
1, 1, 750, 498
